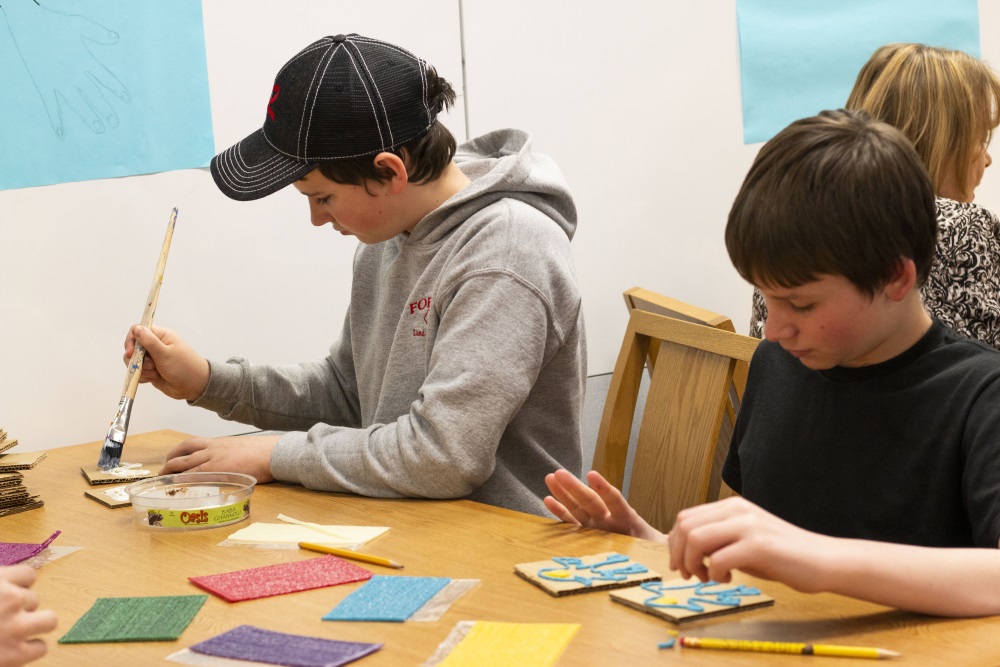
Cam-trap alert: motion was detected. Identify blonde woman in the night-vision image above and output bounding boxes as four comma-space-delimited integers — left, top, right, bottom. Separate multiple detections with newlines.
750, 43, 1000, 349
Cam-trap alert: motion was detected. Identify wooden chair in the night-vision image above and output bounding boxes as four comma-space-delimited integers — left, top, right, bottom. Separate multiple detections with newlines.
592, 295, 760, 534
622, 287, 751, 503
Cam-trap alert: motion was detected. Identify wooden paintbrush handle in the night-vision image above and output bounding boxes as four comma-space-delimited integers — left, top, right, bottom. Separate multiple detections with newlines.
138, 208, 176, 330
120, 208, 177, 398
122, 345, 146, 399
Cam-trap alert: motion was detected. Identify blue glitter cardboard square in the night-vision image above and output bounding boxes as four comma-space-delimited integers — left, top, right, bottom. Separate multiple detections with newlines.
323, 575, 451, 622
514, 552, 660, 597
610, 577, 774, 623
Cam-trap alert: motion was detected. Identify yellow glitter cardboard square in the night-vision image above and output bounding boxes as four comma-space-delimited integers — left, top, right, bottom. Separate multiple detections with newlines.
610, 577, 774, 623
514, 552, 660, 597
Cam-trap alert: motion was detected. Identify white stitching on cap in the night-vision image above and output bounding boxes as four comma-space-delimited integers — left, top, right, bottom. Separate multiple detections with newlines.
351, 37, 413, 58
215, 37, 443, 195
301, 42, 339, 159
345, 45, 386, 150
215, 144, 311, 193
352, 37, 433, 130
214, 136, 310, 192
352, 42, 392, 148
419, 59, 431, 124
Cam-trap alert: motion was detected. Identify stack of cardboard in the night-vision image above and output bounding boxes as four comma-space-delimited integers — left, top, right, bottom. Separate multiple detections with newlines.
0, 428, 46, 517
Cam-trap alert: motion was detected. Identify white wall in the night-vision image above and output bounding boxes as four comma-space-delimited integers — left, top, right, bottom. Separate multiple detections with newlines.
0, 1, 466, 452
462, 2, 760, 373
3, 1, 1000, 452
463, 0, 1000, 372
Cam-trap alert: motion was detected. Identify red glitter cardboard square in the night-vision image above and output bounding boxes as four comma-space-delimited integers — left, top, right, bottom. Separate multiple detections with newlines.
189, 555, 373, 603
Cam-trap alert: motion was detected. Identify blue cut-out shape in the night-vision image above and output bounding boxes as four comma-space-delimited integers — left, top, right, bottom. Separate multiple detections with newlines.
640, 580, 762, 613
538, 553, 648, 587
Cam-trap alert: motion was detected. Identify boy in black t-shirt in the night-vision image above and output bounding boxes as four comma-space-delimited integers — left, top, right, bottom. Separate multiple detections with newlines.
544, 109, 1000, 616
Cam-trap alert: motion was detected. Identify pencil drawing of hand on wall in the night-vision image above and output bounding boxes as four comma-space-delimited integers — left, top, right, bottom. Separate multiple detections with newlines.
0, 0, 131, 138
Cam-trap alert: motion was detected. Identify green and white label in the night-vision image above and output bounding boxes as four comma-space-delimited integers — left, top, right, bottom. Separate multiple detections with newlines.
145, 499, 248, 528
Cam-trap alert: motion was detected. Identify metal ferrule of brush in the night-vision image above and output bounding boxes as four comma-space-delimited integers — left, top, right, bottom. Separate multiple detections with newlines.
108, 396, 134, 443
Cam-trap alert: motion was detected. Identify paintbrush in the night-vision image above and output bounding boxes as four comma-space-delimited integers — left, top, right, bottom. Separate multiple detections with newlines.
98, 208, 177, 469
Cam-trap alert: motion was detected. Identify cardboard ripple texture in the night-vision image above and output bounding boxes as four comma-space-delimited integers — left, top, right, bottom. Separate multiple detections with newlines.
0, 428, 45, 517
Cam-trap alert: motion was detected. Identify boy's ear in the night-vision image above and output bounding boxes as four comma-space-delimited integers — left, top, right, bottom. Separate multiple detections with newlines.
372, 152, 408, 194
883, 257, 918, 302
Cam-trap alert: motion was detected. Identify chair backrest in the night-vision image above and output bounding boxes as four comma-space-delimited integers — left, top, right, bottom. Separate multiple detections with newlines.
622, 287, 751, 502
623, 287, 734, 329
592, 302, 760, 534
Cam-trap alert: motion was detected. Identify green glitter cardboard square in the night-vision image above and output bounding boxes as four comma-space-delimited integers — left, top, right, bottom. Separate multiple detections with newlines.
58, 595, 208, 643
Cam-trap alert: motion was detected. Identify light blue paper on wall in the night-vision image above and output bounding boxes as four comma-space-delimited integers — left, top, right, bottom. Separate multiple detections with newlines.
736, 0, 981, 144
0, 0, 214, 190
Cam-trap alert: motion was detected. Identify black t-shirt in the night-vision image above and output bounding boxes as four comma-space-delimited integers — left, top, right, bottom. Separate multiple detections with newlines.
723, 320, 1000, 548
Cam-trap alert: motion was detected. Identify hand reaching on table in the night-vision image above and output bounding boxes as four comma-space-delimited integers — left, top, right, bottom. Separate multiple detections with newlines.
160, 435, 280, 483
544, 471, 825, 587
544, 469, 666, 543
0, 565, 57, 667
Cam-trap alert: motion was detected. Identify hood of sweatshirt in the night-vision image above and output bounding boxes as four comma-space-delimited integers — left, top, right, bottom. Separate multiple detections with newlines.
406, 128, 577, 245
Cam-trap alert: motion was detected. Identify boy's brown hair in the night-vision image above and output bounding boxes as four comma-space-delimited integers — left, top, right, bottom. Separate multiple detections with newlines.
726, 109, 937, 296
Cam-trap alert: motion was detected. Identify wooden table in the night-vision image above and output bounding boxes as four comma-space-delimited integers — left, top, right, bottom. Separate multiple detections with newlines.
4, 430, 1000, 666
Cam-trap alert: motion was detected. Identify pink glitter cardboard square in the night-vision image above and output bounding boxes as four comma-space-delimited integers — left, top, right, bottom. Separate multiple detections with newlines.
189, 556, 373, 603
0, 531, 60, 566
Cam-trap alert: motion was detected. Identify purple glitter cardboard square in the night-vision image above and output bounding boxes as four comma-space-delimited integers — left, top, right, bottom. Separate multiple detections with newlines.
514, 552, 660, 597
189, 625, 381, 667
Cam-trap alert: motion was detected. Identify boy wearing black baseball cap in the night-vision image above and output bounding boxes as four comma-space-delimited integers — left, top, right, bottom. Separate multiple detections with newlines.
125, 34, 585, 515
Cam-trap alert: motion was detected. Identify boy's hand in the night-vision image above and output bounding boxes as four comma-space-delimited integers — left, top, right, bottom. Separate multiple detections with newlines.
668, 496, 832, 593
544, 469, 666, 543
124, 325, 210, 401
160, 435, 279, 483
0, 565, 57, 667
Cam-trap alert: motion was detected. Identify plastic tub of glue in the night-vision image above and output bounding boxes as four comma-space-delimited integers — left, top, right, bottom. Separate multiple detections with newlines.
125, 472, 255, 530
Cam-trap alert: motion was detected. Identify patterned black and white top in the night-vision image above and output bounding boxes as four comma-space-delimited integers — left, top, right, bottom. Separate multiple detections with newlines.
748, 197, 1000, 351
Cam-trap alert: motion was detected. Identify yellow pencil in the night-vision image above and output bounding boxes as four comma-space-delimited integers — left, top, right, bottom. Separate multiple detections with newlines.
679, 637, 901, 660
298, 541, 404, 569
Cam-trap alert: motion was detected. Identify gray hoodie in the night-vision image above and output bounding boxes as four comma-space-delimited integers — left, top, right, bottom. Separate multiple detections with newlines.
194, 128, 586, 515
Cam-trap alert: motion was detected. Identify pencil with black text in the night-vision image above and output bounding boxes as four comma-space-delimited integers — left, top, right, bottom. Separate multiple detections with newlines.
679, 636, 900, 659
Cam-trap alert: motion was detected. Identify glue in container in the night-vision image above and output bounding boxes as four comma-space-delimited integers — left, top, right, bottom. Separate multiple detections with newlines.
126, 472, 255, 530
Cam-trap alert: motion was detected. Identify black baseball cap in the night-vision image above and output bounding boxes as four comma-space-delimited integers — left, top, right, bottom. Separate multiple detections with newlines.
211, 34, 439, 201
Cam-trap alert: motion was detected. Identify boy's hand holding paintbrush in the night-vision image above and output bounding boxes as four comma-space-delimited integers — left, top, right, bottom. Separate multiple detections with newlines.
124, 324, 280, 483
98, 208, 257, 474
123, 324, 210, 401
